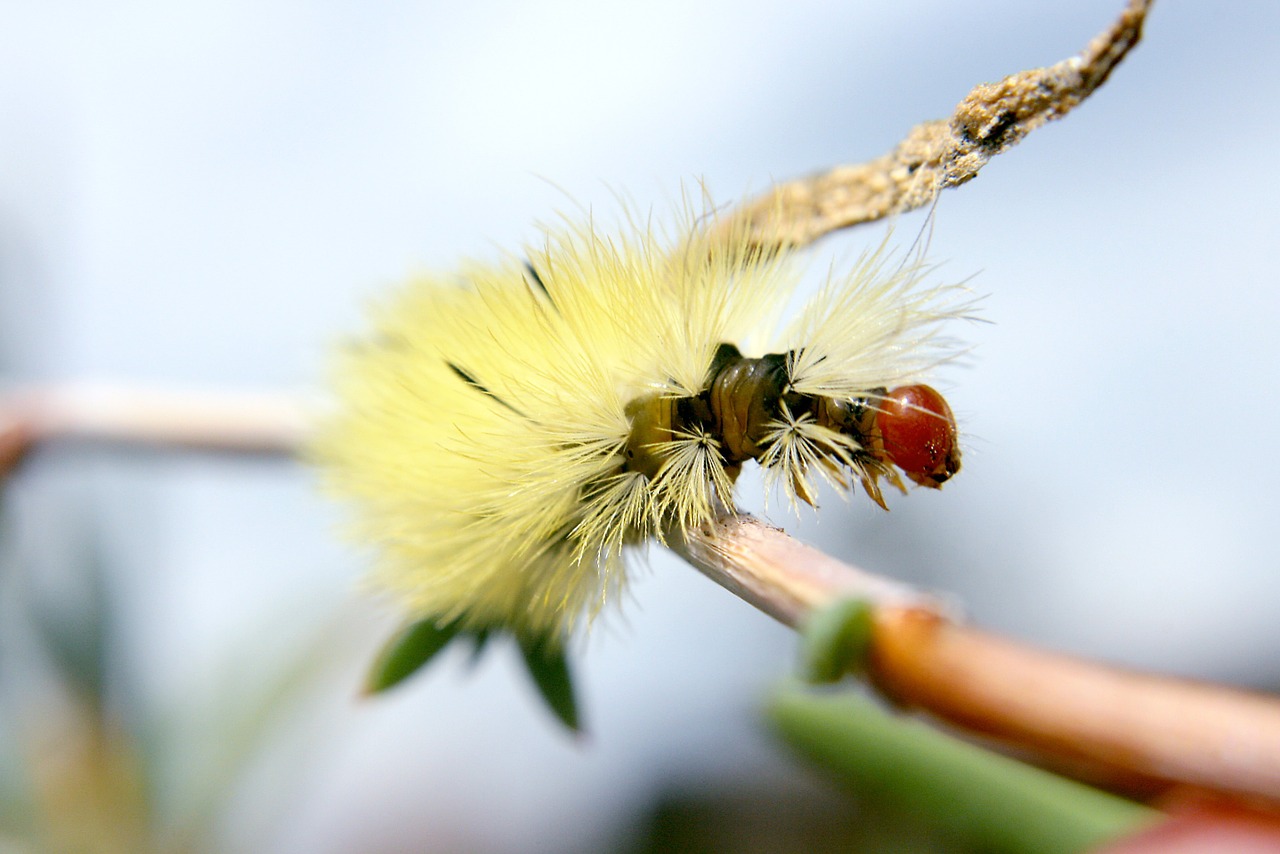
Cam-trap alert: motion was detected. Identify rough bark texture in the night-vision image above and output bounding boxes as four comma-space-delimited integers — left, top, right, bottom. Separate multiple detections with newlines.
713, 0, 1152, 254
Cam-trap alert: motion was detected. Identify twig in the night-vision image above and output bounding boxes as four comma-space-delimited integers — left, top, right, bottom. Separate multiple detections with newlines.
712, 0, 1153, 254
674, 513, 933, 623
677, 514, 1280, 806
0, 384, 308, 478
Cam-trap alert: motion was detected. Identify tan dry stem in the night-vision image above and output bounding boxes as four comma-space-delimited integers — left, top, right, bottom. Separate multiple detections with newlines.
870, 606, 1280, 803
0, 384, 309, 478
679, 514, 1280, 806
713, 0, 1152, 254
674, 513, 934, 625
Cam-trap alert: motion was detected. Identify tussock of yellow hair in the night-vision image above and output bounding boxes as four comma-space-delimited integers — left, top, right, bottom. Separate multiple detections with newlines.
314, 203, 965, 642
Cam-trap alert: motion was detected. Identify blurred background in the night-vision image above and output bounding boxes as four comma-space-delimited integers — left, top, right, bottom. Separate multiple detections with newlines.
2, 1, 1278, 851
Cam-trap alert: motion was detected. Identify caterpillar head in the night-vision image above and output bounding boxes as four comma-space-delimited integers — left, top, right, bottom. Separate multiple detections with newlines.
875, 384, 960, 488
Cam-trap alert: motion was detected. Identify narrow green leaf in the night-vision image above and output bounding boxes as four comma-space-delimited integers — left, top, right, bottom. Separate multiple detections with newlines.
518, 636, 581, 733
768, 686, 1158, 854
364, 617, 461, 694
799, 598, 873, 683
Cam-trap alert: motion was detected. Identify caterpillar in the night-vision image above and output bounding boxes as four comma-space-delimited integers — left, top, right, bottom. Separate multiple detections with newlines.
316, 205, 965, 646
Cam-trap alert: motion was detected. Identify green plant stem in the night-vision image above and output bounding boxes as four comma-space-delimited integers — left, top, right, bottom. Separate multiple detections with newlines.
768, 687, 1158, 854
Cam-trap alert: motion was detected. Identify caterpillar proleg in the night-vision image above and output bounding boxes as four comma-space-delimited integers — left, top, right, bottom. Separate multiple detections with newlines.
316, 205, 966, 648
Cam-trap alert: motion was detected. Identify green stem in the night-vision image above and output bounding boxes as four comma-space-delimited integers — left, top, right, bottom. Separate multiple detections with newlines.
768, 687, 1159, 854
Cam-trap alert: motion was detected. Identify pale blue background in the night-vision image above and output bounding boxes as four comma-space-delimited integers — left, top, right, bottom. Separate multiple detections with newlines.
2, 2, 1278, 851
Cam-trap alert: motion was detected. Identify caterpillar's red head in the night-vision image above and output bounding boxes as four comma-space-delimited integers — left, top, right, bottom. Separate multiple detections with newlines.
875, 384, 960, 488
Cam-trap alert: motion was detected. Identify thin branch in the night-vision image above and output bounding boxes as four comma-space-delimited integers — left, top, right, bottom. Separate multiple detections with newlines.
713, 0, 1153, 254
0, 384, 308, 477
676, 514, 1280, 806
673, 513, 934, 624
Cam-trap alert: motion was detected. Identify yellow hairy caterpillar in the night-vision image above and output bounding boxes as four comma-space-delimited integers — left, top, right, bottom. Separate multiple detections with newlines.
316, 206, 964, 649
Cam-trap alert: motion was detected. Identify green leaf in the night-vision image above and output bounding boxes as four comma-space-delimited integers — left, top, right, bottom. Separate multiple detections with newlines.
767, 686, 1158, 854
364, 617, 461, 694
365, 620, 582, 732
798, 598, 873, 683
518, 636, 581, 733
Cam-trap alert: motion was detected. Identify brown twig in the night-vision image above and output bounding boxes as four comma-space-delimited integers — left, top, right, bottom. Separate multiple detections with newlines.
713, 0, 1153, 254
0, 384, 309, 478
677, 514, 1280, 806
